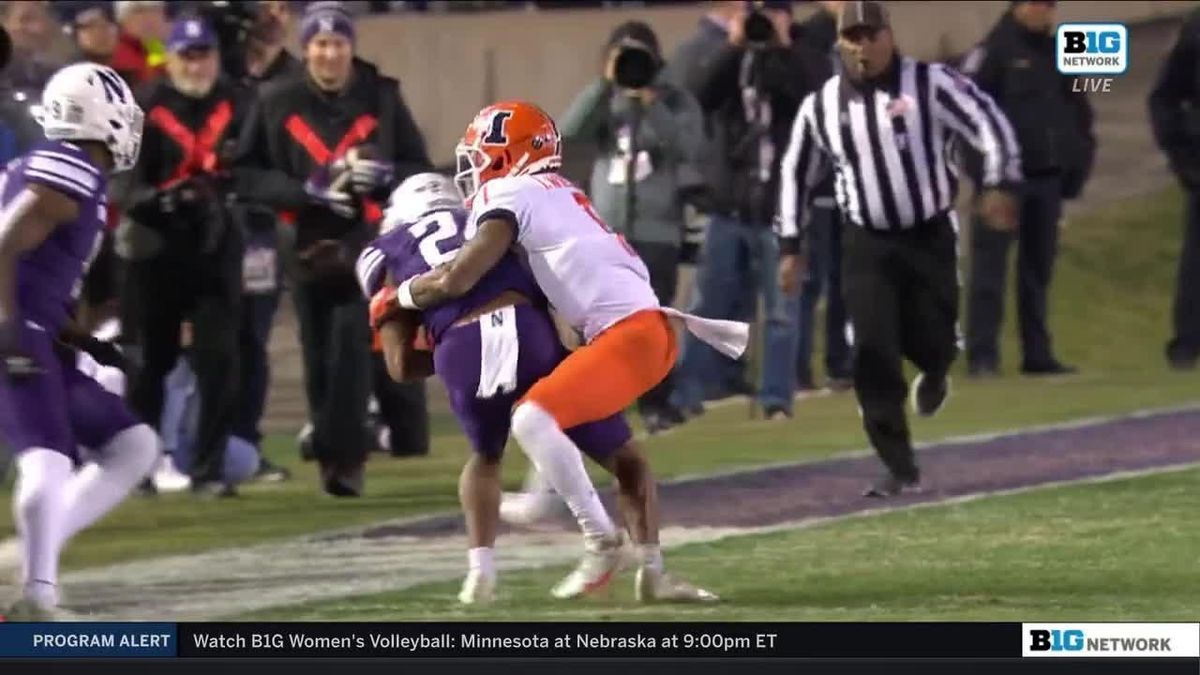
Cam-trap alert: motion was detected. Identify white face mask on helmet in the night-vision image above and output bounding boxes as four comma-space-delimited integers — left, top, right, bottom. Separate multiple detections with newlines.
32, 63, 145, 173
381, 172, 463, 233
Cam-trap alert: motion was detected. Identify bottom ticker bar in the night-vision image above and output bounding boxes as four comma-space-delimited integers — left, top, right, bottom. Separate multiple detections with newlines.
0, 622, 1197, 665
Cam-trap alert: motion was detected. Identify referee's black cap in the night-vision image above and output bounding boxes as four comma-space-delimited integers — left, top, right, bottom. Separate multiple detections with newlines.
838, 0, 891, 34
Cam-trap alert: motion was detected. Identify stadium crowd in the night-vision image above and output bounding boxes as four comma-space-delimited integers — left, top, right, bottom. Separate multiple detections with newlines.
0, 0, 1195, 501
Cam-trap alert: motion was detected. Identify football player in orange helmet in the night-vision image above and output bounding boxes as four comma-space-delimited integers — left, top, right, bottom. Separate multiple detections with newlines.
384, 101, 745, 602
453, 101, 563, 209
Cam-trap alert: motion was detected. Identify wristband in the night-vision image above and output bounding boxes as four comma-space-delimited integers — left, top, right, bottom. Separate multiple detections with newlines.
395, 277, 419, 310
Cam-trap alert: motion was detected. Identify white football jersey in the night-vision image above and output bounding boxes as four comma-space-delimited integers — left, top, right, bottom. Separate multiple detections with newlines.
468, 173, 659, 342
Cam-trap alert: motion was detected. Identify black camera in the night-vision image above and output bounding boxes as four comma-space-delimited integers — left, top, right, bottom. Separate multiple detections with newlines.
743, 10, 777, 48
612, 41, 659, 90
194, 1, 261, 79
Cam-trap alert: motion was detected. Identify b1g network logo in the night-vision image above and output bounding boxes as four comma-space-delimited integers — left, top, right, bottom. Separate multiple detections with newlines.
1056, 23, 1128, 93
1023, 623, 1200, 658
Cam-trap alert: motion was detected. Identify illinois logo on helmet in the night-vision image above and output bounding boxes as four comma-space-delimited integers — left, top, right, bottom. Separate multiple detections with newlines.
454, 101, 561, 203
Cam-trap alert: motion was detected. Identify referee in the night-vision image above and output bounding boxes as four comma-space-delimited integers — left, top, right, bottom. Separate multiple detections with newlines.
776, 0, 1021, 497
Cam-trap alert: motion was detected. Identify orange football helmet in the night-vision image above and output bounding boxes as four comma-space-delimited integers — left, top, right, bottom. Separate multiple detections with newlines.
454, 101, 562, 203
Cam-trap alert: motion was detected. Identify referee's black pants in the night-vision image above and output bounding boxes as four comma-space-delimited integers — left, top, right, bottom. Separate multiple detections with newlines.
842, 213, 960, 481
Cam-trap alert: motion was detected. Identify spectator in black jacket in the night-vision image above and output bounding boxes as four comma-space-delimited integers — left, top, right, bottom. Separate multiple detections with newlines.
235, 1, 432, 497
790, 0, 850, 393
119, 16, 253, 497
1150, 8, 1200, 371
229, 0, 304, 483
668, 0, 828, 420
961, 0, 1095, 378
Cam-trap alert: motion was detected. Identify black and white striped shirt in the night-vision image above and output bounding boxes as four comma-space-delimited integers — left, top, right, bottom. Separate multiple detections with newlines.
776, 55, 1021, 251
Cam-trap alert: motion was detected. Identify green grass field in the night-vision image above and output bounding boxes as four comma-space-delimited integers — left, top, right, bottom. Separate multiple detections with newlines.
248, 465, 1200, 621
1, 186, 1197, 621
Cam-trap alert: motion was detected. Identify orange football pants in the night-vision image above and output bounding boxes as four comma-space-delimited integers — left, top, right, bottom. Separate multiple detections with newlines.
519, 309, 678, 430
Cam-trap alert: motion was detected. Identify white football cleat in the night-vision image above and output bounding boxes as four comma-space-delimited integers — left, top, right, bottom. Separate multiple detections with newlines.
635, 567, 719, 603
498, 491, 569, 527
551, 534, 625, 600
457, 570, 497, 605
152, 455, 191, 493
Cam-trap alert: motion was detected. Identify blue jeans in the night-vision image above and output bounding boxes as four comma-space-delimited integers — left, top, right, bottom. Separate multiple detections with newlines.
673, 215, 799, 411
232, 226, 282, 447
795, 204, 851, 385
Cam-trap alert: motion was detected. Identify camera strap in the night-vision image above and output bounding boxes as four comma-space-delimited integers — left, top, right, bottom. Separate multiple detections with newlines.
625, 100, 642, 240
738, 52, 774, 184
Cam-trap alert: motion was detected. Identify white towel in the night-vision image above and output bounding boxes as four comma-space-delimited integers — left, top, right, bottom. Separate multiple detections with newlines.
660, 308, 750, 359
477, 305, 520, 398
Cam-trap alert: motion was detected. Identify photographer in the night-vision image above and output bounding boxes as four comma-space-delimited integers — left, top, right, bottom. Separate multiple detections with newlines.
234, 1, 432, 496
791, 0, 850, 392
119, 17, 252, 497
560, 21, 705, 434
670, 0, 826, 420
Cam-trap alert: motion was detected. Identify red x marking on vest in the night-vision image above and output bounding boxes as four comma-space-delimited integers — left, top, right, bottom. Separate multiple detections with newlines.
284, 113, 383, 224
148, 100, 232, 190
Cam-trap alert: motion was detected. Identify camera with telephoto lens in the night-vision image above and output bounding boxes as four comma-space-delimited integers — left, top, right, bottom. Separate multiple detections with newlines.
194, 1, 260, 79
743, 9, 777, 48
612, 40, 659, 90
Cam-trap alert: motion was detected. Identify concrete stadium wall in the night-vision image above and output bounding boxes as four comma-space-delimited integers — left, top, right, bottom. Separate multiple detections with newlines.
347, 0, 1196, 166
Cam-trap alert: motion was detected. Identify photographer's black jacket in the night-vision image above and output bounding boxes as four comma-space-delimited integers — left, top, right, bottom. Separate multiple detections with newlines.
963, 11, 1095, 196
234, 59, 431, 253
682, 24, 829, 224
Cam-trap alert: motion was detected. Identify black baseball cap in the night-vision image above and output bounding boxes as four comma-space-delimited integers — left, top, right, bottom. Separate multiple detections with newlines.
838, 0, 891, 34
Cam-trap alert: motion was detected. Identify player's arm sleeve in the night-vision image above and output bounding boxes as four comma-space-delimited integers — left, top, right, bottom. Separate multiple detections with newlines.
0, 184, 79, 323
407, 202, 516, 309
775, 93, 830, 255
930, 64, 1022, 190
473, 180, 531, 243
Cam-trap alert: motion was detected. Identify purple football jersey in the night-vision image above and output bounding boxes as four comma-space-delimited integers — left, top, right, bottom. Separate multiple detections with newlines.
6, 140, 108, 333
357, 207, 542, 342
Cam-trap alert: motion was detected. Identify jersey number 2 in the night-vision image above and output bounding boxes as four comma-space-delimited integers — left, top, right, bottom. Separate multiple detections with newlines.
572, 191, 636, 257
409, 211, 461, 266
